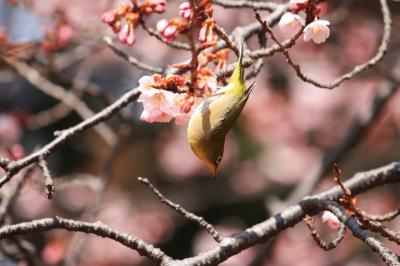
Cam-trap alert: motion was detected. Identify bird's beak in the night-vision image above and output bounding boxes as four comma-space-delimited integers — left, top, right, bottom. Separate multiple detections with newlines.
205, 161, 218, 179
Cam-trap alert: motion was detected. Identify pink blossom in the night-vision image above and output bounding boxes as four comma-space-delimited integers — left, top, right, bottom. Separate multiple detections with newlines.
321, 211, 341, 230
303, 19, 330, 44
137, 76, 179, 123
289, 0, 309, 9
157, 19, 179, 41
278, 12, 305, 35
179, 2, 193, 19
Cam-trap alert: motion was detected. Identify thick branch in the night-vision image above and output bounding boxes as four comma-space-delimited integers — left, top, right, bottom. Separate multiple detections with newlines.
0, 217, 172, 264
2, 162, 399, 265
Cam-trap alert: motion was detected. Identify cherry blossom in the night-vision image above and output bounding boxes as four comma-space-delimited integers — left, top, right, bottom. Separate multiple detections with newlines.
137, 76, 181, 123
321, 211, 341, 230
278, 12, 305, 35
303, 19, 330, 44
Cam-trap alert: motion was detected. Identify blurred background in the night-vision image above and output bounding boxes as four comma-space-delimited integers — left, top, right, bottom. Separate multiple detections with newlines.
0, 0, 400, 265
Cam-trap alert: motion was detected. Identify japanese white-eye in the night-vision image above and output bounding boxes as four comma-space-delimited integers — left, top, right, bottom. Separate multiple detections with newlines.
187, 45, 254, 177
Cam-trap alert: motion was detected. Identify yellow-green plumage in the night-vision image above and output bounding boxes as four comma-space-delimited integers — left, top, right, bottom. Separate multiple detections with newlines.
187, 46, 254, 177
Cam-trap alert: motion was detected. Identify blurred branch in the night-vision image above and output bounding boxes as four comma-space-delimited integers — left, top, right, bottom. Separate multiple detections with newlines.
53, 43, 102, 70
276, 82, 398, 210
245, 26, 267, 80
27, 56, 98, 130
213, 23, 239, 56
103, 36, 164, 73
4, 58, 117, 145
64, 125, 132, 266
0, 88, 141, 187
138, 177, 224, 243
0, 167, 34, 224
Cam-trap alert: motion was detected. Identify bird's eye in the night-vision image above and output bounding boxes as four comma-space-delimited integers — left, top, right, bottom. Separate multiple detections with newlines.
216, 156, 222, 165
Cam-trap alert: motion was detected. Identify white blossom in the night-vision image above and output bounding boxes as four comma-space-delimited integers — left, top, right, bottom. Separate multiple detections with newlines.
278, 12, 305, 35
303, 20, 330, 44
289, 0, 309, 9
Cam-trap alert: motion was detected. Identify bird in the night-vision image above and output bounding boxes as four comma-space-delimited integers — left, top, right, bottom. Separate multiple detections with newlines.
187, 44, 255, 177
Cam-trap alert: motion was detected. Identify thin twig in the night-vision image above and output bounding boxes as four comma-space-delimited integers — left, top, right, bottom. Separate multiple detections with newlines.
138, 177, 223, 242
103, 36, 163, 73
38, 157, 55, 199
140, 21, 191, 50
214, 0, 278, 11
304, 215, 346, 250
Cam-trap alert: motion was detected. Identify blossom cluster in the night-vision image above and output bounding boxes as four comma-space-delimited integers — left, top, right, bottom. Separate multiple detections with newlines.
136, 67, 219, 124
157, 0, 215, 44
132, 0, 232, 124
278, 0, 330, 44
102, 0, 166, 46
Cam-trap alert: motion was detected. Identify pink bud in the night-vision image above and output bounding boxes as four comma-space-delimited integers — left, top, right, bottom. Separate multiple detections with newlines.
57, 24, 74, 47
179, 2, 192, 19
157, 19, 168, 32
119, 24, 130, 44
163, 25, 177, 40
153, 0, 166, 13
199, 26, 207, 43
126, 26, 136, 46
199, 19, 215, 43
101, 10, 117, 24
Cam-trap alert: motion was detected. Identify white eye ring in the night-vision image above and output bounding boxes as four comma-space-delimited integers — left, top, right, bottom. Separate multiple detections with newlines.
216, 156, 222, 165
